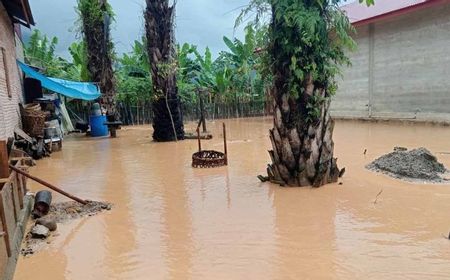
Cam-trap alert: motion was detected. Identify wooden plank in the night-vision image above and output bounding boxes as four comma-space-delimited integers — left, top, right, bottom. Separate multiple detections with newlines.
0, 48, 11, 98
9, 157, 28, 162
16, 174, 24, 209
0, 193, 11, 257
13, 127, 33, 144
20, 173, 27, 197
9, 181, 17, 222
0, 141, 9, 189
19, 0, 31, 26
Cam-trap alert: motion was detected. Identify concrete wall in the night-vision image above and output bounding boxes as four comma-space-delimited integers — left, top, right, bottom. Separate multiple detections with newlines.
0, 2, 24, 141
332, 3, 450, 122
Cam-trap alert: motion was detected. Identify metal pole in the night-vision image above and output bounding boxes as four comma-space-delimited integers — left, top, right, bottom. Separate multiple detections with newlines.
9, 165, 88, 205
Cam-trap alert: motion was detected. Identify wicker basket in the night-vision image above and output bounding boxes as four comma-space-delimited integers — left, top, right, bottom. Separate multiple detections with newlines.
22, 105, 47, 137
192, 150, 227, 168
192, 123, 228, 168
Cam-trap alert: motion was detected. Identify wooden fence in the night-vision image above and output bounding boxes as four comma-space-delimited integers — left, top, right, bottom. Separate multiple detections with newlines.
116, 101, 272, 125
0, 142, 31, 280
66, 100, 273, 126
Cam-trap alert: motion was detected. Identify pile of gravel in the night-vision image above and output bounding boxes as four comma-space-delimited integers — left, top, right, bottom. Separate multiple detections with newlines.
48, 201, 112, 223
366, 147, 448, 182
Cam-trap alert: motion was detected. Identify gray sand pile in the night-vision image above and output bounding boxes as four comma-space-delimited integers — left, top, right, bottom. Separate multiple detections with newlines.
366, 147, 448, 183
48, 201, 112, 223
21, 201, 112, 256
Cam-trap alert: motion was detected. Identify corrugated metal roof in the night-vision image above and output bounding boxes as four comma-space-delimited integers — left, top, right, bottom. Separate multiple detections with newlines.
342, 0, 441, 25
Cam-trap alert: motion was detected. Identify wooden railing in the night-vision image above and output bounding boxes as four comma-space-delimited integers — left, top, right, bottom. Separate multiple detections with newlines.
0, 141, 29, 277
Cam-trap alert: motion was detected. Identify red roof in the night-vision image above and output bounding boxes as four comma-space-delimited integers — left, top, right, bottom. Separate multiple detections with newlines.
342, 0, 444, 26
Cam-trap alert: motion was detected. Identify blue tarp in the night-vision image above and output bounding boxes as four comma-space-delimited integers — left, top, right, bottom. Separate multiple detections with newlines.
17, 61, 101, 101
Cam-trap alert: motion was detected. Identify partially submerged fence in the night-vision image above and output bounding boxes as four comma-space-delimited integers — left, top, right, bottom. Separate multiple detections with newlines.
0, 142, 31, 280
66, 99, 272, 126
116, 101, 272, 125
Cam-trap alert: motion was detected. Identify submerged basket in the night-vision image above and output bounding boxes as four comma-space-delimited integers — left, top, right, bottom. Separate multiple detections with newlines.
192, 123, 228, 168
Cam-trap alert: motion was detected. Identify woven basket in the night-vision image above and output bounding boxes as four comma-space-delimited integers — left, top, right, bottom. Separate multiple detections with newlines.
192, 123, 228, 168
22, 110, 47, 137
192, 150, 227, 168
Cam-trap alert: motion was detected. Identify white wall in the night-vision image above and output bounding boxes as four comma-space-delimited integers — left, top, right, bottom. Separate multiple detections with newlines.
333, 3, 450, 122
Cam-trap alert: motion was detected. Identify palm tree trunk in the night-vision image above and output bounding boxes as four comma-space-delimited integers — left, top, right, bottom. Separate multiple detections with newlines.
78, 0, 117, 118
267, 91, 340, 187
265, 4, 341, 187
144, 0, 184, 141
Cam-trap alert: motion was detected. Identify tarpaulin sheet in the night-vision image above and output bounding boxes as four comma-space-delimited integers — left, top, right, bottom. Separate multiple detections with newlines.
18, 61, 101, 101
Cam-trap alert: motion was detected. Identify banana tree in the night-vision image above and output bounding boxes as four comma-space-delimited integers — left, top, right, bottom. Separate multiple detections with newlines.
24, 30, 68, 78
68, 41, 90, 82
177, 43, 201, 106
221, 25, 264, 116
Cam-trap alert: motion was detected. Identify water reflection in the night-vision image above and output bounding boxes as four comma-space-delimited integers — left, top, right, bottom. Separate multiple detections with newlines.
13, 118, 450, 279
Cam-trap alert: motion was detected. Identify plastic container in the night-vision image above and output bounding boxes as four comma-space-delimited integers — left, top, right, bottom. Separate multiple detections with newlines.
91, 103, 102, 116
44, 127, 57, 139
89, 115, 108, 137
33, 190, 52, 218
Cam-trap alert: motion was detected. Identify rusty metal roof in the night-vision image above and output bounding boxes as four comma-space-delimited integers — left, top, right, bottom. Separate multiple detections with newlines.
1, 0, 34, 27
342, 0, 444, 26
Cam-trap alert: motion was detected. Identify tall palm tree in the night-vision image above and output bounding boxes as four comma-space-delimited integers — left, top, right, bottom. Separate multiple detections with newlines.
240, 0, 373, 187
144, 0, 184, 141
77, 0, 117, 118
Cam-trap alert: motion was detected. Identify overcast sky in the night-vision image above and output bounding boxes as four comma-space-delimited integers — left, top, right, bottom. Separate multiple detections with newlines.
27, 0, 250, 59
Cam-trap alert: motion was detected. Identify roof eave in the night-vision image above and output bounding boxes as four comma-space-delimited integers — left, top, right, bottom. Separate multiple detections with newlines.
352, 0, 445, 27
1, 0, 35, 28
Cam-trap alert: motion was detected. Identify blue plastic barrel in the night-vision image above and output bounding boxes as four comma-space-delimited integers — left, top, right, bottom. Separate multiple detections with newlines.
89, 115, 108, 137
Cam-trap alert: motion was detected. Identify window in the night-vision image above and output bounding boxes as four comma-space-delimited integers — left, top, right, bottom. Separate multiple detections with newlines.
1, 47, 11, 98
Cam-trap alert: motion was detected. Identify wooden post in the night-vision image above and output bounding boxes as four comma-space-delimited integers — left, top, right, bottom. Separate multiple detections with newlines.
0, 193, 11, 257
197, 128, 202, 152
0, 142, 11, 257
200, 91, 207, 133
16, 174, 24, 209
110, 127, 117, 138
0, 141, 9, 189
223, 123, 228, 165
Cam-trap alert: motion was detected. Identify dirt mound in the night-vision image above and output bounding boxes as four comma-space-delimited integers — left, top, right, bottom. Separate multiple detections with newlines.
21, 201, 112, 256
366, 147, 448, 183
48, 201, 112, 223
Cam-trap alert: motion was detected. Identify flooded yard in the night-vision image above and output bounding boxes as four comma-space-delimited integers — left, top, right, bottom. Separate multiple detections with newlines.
13, 117, 450, 280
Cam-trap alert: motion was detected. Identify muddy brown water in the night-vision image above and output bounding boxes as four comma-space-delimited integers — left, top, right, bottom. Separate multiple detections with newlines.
13, 118, 450, 280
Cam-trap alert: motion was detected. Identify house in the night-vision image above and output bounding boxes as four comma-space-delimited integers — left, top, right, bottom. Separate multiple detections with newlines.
0, 0, 34, 140
333, 0, 450, 122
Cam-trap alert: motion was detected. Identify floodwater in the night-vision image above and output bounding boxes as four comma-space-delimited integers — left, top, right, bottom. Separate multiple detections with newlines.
13, 117, 450, 280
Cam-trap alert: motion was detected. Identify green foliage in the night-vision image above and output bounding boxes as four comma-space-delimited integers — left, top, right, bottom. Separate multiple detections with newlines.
236, 0, 374, 122
76, 0, 117, 110
76, 0, 114, 29
25, 29, 63, 77
174, 24, 269, 109
116, 39, 152, 105
24, 29, 90, 82
25, 0, 376, 120
360, 0, 375, 6
68, 41, 90, 81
